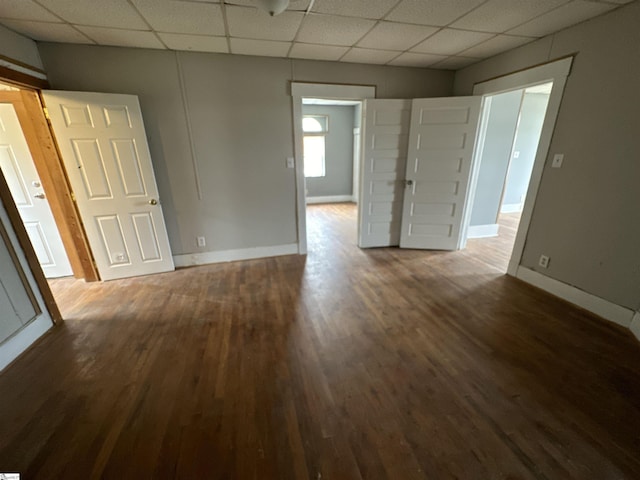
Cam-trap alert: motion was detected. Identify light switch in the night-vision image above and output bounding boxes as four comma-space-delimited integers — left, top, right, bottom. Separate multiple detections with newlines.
286, 157, 295, 169
513, 151, 520, 158
552, 153, 564, 168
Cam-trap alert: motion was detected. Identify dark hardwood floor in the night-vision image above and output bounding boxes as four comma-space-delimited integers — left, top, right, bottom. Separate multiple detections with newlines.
1, 203, 639, 479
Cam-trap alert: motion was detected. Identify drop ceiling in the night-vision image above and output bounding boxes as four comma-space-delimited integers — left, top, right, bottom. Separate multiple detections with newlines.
0, 0, 633, 70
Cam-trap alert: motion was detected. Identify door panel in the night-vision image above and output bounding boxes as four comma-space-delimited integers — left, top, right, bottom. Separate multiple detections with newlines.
359, 99, 411, 248
399, 97, 482, 250
0, 104, 73, 278
42, 91, 174, 281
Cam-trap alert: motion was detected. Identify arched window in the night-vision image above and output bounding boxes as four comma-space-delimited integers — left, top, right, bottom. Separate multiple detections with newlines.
302, 115, 328, 178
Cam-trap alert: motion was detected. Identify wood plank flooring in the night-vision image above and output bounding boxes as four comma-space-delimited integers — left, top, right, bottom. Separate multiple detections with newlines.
1, 203, 639, 479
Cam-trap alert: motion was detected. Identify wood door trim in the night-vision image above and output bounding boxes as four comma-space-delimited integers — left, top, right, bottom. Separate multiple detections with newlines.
0, 65, 49, 90
0, 90, 99, 282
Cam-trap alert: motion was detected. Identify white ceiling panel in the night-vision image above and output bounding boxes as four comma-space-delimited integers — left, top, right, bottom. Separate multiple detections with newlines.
158, 33, 228, 53
296, 14, 376, 46
289, 43, 350, 61
411, 28, 494, 55
0, 0, 61, 23
0, 20, 93, 44
451, 0, 570, 33
77, 26, 165, 49
38, 0, 148, 29
312, 0, 400, 19
132, 0, 225, 35
430, 55, 479, 70
230, 38, 291, 57
388, 52, 447, 67
340, 48, 401, 65
357, 22, 439, 51
386, 0, 487, 26
226, 6, 303, 41
459, 34, 533, 58
508, 0, 615, 37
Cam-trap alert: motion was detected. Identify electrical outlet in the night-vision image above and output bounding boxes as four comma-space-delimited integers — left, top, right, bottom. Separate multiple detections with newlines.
552, 153, 564, 168
539, 254, 550, 268
197, 236, 206, 247
513, 151, 520, 158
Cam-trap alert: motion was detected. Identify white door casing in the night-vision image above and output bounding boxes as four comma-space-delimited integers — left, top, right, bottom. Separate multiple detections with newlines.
359, 99, 411, 248
399, 96, 482, 250
0, 104, 73, 278
42, 91, 174, 281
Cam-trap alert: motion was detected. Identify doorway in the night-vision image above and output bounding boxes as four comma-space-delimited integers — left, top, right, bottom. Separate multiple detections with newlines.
301, 98, 362, 253
0, 82, 73, 279
466, 82, 553, 272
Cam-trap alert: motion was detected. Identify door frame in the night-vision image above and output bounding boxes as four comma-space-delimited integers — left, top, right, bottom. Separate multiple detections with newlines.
468, 56, 573, 276
0, 89, 98, 281
291, 82, 376, 254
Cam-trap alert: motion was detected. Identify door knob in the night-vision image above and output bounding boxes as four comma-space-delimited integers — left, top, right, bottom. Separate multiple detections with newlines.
149, 198, 158, 205
405, 180, 413, 186
34, 193, 46, 199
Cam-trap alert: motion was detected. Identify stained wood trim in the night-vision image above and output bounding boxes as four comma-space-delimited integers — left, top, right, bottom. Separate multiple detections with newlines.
12, 91, 99, 282
0, 65, 49, 90
0, 163, 61, 323
0, 53, 47, 74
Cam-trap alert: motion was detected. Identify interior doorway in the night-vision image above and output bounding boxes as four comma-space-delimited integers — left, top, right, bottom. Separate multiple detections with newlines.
301, 98, 362, 252
0, 82, 73, 279
466, 82, 553, 272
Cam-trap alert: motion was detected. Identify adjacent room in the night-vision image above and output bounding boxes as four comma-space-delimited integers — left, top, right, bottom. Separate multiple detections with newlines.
0, 0, 639, 478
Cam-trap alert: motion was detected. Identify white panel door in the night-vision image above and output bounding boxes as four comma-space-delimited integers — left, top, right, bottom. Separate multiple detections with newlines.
359, 99, 411, 248
399, 96, 482, 250
42, 91, 174, 281
0, 104, 73, 278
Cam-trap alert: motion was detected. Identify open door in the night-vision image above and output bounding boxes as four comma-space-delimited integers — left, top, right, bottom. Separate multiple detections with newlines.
399, 97, 482, 250
358, 99, 411, 248
0, 103, 73, 278
41, 91, 174, 281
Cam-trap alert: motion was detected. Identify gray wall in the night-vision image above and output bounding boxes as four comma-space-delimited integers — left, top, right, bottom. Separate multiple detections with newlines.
470, 89, 521, 226
0, 24, 42, 70
502, 92, 550, 209
303, 105, 354, 198
454, 2, 640, 310
38, 44, 453, 256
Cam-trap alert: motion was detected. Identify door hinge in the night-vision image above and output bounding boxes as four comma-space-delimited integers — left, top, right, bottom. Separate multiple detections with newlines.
70, 191, 76, 202
42, 107, 51, 121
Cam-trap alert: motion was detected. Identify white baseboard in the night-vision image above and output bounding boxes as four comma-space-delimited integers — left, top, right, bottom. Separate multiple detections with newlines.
173, 243, 298, 268
467, 223, 499, 238
516, 266, 635, 329
0, 315, 53, 372
630, 312, 640, 341
306, 195, 354, 204
501, 203, 523, 213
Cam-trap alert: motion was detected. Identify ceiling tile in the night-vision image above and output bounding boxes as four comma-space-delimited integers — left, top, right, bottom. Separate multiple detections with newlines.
312, 0, 400, 19
38, 0, 148, 29
386, 0, 487, 26
340, 48, 401, 65
131, 0, 225, 35
230, 38, 291, 57
1, 20, 93, 43
357, 22, 439, 51
289, 43, 350, 61
451, 0, 570, 33
226, 6, 303, 41
158, 33, 228, 53
430, 55, 479, 69
77, 26, 166, 49
411, 28, 494, 55
296, 14, 376, 46
388, 52, 447, 67
508, 0, 615, 37
0, 0, 61, 22
459, 34, 533, 58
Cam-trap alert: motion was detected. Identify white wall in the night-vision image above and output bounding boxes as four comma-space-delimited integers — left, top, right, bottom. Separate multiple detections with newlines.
454, 2, 640, 311
38, 44, 454, 258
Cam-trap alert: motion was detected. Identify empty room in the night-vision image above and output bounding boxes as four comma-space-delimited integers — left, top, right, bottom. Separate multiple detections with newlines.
0, 0, 639, 478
